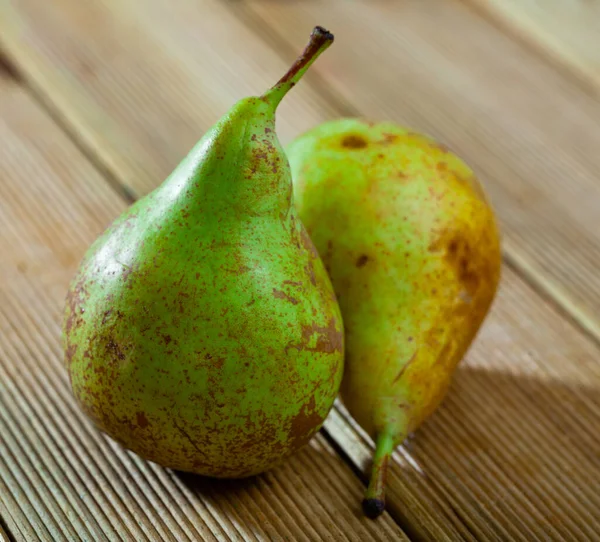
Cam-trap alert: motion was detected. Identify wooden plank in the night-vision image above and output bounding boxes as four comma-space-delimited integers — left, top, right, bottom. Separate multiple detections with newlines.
238, 0, 600, 368
0, 76, 408, 541
463, 0, 600, 92
2, 0, 600, 539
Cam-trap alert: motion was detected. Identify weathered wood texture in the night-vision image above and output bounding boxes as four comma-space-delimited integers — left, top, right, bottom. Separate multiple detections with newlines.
1, 0, 600, 540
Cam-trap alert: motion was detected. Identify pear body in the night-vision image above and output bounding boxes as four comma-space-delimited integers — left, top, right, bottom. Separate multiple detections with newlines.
288, 118, 501, 446
63, 97, 344, 478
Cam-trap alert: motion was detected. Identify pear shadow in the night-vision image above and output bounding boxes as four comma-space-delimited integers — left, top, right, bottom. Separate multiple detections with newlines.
169, 432, 399, 537
174, 469, 258, 496
380, 365, 600, 539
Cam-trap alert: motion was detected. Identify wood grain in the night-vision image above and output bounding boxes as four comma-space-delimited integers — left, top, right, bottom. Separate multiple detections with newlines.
239, 0, 600, 363
463, 0, 600, 92
0, 76, 408, 542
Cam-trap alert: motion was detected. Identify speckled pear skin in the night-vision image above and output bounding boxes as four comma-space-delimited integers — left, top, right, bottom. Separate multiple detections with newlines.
62, 28, 343, 479
287, 118, 501, 515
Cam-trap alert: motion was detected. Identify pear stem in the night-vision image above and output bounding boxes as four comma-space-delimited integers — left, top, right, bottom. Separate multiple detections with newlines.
363, 431, 395, 519
262, 26, 334, 108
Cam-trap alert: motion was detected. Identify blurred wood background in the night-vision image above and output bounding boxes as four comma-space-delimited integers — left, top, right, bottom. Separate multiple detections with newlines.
1, 0, 600, 540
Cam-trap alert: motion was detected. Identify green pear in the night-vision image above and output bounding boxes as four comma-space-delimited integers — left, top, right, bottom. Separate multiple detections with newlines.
62, 27, 344, 479
287, 118, 501, 516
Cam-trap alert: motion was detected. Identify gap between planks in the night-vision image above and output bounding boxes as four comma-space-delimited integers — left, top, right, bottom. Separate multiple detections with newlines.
0, 520, 13, 542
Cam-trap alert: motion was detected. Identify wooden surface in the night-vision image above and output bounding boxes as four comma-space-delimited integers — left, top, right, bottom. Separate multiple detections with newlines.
465, 0, 600, 92
1, 0, 599, 540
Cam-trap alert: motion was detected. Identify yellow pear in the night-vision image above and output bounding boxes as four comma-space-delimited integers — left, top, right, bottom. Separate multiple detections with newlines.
287, 118, 501, 517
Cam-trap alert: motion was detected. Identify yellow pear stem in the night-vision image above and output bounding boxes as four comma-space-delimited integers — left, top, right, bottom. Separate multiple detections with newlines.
363, 431, 395, 519
262, 26, 333, 108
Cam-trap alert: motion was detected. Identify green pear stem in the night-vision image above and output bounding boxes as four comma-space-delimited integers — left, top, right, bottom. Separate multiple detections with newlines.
363, 431, 395, 519
262, 26, 333, 108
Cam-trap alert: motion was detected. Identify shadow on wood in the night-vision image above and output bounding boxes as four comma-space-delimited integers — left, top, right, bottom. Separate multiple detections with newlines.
386, 364, 600, 540
170, 433, 398, 539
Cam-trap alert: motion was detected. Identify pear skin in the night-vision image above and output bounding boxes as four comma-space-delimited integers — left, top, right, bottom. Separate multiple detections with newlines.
62, 28, 344, 479
287, 118, 501, 516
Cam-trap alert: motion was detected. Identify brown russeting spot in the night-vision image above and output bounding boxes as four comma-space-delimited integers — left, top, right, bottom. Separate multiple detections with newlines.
65, 344, 77, 367
356, 254, 369, 267
341, 135, 368, 149
287, 396, 323, 449
136, 411, 149, 428
272, 288, 299, 305
285, 317, 343, 355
